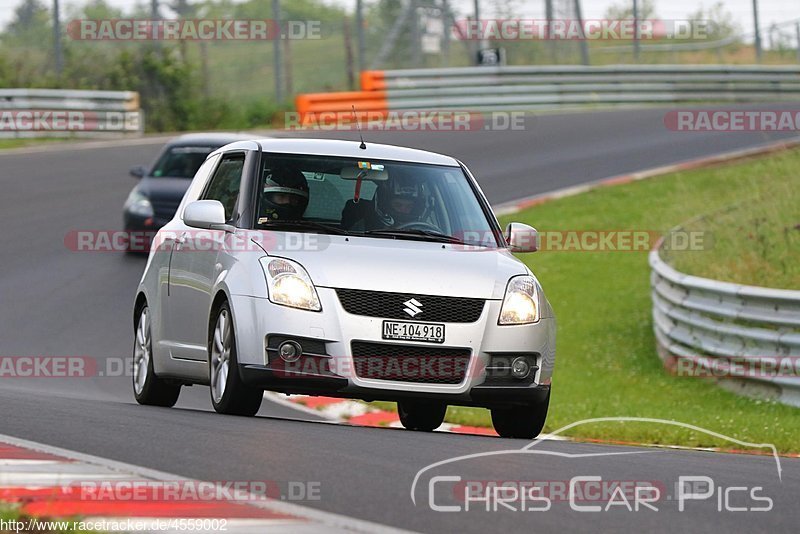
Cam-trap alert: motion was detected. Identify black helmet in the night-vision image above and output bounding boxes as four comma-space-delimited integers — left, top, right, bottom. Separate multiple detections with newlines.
375, 170, 427, 225
261, 166, 309, 221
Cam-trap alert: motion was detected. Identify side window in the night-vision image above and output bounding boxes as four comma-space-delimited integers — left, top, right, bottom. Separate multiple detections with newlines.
179, 154, 220, 216
201, 154, 245, 222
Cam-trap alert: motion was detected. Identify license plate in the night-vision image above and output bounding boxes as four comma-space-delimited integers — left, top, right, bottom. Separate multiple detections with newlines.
382, 321, 445, 343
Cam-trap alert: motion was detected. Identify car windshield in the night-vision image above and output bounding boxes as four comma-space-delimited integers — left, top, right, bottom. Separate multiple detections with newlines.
150, 145, 217, 178
254, 153, 500, 248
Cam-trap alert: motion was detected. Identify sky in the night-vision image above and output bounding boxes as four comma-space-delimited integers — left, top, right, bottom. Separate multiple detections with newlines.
0, 0, 796, 38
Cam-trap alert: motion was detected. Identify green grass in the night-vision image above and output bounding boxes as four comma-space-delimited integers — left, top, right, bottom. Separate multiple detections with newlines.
0, 138, 69, 150
375, 149, 800, 451
664, 170, 799, 289
500, 148, 800, 451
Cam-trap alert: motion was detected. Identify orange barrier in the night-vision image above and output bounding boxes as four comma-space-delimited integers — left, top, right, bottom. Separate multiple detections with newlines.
294, 71, 388, 125
360, 70, 386, 91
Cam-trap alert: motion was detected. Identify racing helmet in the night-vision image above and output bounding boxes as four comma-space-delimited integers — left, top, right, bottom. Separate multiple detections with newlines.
375, 170, 428, 225
261, 166, 309, 221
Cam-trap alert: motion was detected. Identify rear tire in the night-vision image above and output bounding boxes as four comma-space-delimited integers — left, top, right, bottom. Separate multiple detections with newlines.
133, 305, 181, 407
209, 302, 263, 416
398, 401, 447, 431
491, 391, 550, 439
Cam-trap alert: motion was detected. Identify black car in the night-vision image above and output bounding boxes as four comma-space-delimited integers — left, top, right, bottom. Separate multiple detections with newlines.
123, 133, 254, 252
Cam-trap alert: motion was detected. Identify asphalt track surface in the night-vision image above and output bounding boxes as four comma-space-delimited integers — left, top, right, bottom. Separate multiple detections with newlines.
1, 106, 799, 532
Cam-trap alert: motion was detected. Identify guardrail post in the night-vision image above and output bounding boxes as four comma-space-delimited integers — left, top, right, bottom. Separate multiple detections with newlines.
52, 0, 63, 78
796, 22, 800, 63
632, 0, 640, 62
272, 0, 283, 104
574, 0, 590, 65
356, 0, 366, 73
752, 0, 763, 62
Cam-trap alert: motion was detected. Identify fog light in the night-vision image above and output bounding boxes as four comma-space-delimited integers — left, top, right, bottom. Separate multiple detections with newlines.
511, 357, 531, 379
279, 341, 302, 363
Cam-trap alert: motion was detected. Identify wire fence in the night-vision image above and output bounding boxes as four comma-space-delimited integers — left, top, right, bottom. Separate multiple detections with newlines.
2, 1, 799, 111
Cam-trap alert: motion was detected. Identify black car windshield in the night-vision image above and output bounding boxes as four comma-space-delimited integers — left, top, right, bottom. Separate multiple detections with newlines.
254, 153, 500, 248
150, 145, 217, 178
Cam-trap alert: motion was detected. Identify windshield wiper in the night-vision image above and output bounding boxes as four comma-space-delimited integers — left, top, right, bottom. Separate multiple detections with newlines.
258, 220, 351, 236
362, 228, 469, 245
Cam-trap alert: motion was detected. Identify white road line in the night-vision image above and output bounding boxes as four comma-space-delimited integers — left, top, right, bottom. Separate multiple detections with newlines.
0, 459, 62, 466
0, 473, 135, 485
0, 433, 415, 534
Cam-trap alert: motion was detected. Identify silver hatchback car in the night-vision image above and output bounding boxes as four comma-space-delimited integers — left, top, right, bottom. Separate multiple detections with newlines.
132, 138, 556, 438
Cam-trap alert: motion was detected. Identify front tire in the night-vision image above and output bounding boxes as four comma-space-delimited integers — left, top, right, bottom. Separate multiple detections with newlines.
491, 391, 550, 439
133, 305, 181, 407
398, 400, 447, 431
209, 302, 263, 416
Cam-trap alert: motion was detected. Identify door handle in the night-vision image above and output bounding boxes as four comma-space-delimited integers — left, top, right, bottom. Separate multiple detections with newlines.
176, 233, 188, 245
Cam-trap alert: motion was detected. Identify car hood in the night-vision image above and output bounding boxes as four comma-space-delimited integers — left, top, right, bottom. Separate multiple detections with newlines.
254, 232, 529, 300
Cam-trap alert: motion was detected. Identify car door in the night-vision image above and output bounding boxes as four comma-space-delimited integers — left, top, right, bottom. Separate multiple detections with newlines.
165, 152, 245, 361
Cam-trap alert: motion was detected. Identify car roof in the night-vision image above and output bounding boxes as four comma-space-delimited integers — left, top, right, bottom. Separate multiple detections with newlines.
211, 137, 460, 166
168, 132, 257, 147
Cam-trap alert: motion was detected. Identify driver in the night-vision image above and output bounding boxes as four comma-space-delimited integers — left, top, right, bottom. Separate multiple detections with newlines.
373, 171, 428, 227
341, 170, 431, 231
260, 166, 309, 222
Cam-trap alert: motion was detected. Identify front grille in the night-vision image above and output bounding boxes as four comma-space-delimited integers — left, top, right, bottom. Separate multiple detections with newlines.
151, 199, 181, 220
351, 341, 471, 384
336, 289, 485, 323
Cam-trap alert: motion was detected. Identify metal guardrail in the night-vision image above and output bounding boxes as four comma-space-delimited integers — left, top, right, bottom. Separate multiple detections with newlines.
296, 65, 800, 119
376, 65, 800, 110
649, 242, 800, 407
0, 89, 143, 138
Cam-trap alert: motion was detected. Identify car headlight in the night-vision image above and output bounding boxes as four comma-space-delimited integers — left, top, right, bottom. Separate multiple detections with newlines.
124, 190, 154, 218
498, 275, 539, 325
259, 257, 321, 311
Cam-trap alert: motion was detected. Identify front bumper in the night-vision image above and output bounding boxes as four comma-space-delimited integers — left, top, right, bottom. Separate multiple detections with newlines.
240, 364, 550, 407
230, 288, 556, 408
123, 212, 170, 253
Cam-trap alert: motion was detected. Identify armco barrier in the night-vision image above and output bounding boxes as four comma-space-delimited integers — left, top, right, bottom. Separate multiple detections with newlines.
0, 88, 143, 138
296, 65, 800, 120
650, 241, 800, 407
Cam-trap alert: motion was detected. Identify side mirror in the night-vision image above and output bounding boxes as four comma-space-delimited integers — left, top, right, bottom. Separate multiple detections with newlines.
505, 222, 538, 252
184, 200, 226, 229
129, 165, 147, 179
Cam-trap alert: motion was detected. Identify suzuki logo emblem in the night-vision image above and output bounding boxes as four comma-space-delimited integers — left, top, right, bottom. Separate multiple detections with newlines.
403, 298, 423, 317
